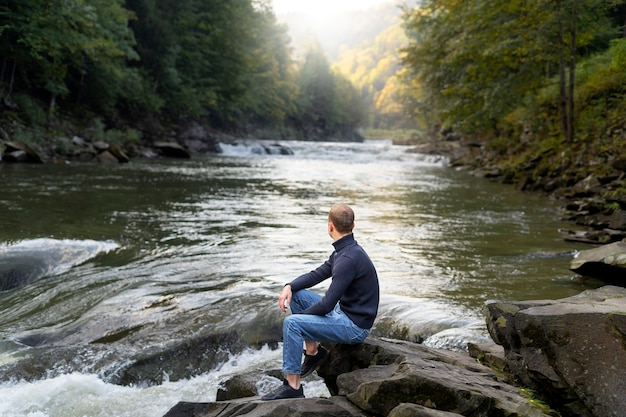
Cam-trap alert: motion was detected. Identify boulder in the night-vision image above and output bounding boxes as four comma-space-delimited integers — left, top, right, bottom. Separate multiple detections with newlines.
164, 397, 369, 417
108, 143, 130, 163
2, 141, 44, 163
163, 338, 550, 417
216, 370, 283, 401
484, 285, 626, 417
323, 339, 547, 417
96, 150, 119, 163
262, 143, 294, 155
154, 141, 191, 159
569, 175, 605, 197
569, 240, 626, 285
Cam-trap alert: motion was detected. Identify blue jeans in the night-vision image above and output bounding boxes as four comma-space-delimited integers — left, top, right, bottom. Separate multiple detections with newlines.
282, 289, 370, 374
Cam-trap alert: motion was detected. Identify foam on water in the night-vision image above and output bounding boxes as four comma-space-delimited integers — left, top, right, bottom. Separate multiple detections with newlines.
0, 344, 330, 417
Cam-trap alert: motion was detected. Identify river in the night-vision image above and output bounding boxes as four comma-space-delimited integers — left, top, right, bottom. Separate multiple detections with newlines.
0, 139, 596, 417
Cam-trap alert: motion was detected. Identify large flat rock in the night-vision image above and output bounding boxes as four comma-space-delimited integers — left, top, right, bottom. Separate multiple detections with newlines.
485, 285, 626, 417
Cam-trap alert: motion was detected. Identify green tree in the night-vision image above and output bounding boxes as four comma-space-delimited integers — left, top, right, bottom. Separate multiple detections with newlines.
294, 43, 337, 131
401, 0, 624, 139
236, 1, 298, 127
0, 0, 137, 117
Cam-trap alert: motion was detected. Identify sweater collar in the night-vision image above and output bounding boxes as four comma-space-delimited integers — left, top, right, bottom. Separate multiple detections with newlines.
332, 233, 355, 251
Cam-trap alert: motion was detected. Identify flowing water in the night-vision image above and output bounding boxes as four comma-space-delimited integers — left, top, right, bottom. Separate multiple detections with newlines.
0, 140, 597, 417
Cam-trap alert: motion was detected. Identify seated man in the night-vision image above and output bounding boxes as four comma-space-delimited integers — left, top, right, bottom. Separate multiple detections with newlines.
262, 204, 380, 400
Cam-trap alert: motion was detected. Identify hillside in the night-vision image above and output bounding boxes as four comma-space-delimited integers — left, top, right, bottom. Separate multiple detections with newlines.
277, 1, 419, 131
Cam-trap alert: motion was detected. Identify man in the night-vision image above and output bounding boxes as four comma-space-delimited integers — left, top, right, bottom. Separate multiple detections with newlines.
261, 204, 380, 400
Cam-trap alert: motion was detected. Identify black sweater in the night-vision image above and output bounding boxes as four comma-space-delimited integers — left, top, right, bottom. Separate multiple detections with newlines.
288, 234, 379, 329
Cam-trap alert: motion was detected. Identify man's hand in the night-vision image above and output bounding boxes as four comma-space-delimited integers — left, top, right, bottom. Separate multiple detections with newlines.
279, 284, 292, 313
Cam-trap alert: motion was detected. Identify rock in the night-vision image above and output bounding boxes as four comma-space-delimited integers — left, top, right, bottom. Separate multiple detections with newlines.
116, 331, 248, 386
154, 141, 191, 159
216, 370, 283, 401
164, 397, 370, 417
72, 135, 87, 147
96, 150, 119, 163
569, 240, 626, 284
93, 141, 110, 151
325, 339, 547, 417
569, 175, 605, 197
387, 403, 464, 417
609, 209, 626, 229
2, 141, 44, 163
162, 337, 548, 417
262, 143, 294, 155
467, 341, 506, 371
108, 143, 130, 163
178, 121, 221, 154
484, 286, 626, 417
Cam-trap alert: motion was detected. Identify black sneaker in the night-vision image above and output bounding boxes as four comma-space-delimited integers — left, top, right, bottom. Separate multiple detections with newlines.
260, 379, 304, 400
301, 345, 328, 378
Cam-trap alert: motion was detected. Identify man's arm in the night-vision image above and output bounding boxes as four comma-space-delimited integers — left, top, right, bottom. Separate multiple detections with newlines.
288, 258, 333, 292
299, 256, 355, 316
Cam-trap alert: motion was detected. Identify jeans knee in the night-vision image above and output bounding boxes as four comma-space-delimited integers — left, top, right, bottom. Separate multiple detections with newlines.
283, 315, 295, 333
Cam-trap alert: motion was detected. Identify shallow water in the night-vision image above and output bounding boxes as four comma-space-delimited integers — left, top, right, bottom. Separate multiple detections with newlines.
0, 140, 595, 416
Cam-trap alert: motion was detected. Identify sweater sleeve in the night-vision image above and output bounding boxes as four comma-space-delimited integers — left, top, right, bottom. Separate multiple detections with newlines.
299, 254, 355, 316
288, 256, 333, 292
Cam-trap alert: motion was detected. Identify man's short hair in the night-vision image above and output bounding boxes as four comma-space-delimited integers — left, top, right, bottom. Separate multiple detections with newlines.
329, 204, 355, 234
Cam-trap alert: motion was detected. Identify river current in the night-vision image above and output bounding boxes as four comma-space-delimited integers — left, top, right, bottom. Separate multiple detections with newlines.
0, 140, 596, 417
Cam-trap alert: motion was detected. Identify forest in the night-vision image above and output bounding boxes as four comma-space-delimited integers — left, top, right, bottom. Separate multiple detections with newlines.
400, 0, 626, 183
0, 0, 364, 144
1, 0, 626, 179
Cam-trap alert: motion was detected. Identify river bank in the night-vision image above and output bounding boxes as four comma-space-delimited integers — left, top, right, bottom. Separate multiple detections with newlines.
407, 132, 626, 247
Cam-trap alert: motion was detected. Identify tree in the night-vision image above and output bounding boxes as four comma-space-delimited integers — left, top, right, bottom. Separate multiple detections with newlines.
400, 0, 624, 139
0, 0, 137, 117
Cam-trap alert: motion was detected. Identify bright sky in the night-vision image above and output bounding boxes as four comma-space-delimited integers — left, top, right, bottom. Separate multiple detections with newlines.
272, 0, 392, 16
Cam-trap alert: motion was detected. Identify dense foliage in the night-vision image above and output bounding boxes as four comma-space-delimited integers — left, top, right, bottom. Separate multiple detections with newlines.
401, 0, 626, 141
0, 0, 365, 140
399, 0, 626, 205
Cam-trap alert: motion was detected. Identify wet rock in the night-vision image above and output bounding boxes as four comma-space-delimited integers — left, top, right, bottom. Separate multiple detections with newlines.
108, 143, 130, 163
116, 330, 248, 386
93, 141, 110, 152
387, 403, 464, 417
154, 141, 191, 159
262, 143, 294, 155
164, 396, 370, 417
169, 338, 550, 417
216, 370, 283, 401
323, 339, 547, 417
485, 286, 626, 417
569, 240, 626, 284
2, 141, 44, 163
96, 150, 119, 163
178, 121, 221, 154
467, 341, 506, 371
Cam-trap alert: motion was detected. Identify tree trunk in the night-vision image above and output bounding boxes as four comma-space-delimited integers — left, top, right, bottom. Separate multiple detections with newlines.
557, 3, 568, 142
48, 94, 56, 121
567, 4, 576, 143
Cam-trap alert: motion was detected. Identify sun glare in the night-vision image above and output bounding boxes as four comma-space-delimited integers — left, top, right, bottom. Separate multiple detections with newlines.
272, 0, 392, 16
